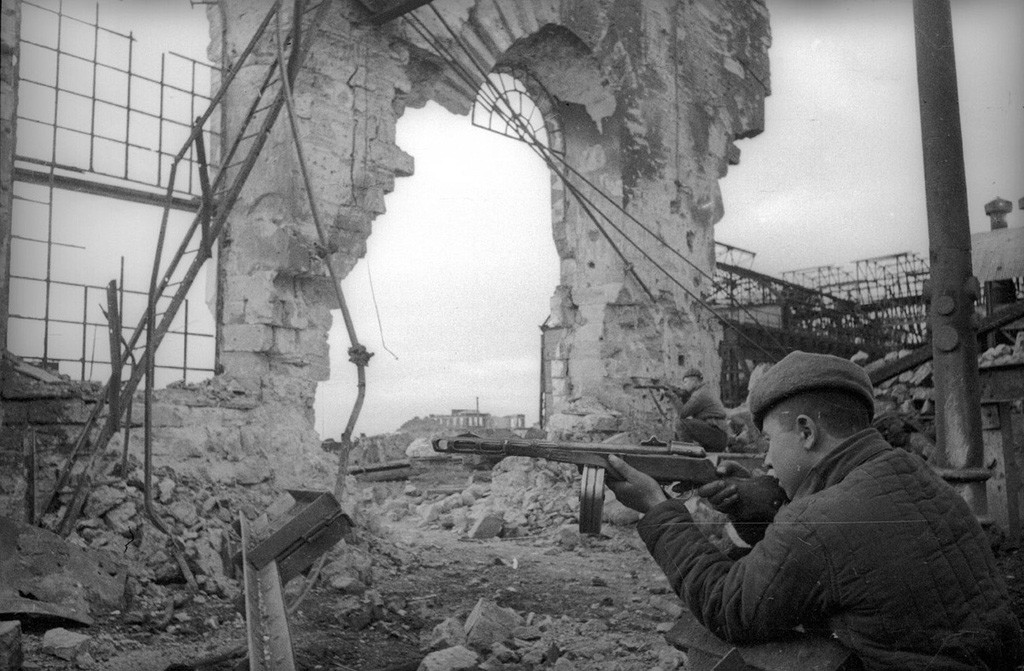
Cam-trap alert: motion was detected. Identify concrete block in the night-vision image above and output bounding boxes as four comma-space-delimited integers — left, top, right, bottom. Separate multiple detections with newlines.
468, 514, 503, 540
41, 628, 91, 661
0, 621, 22, 671
219, 352, 270, 378
556, 524, 580, 550
168, 500, 198, 526
550, 378, 571, 396
192, 530, 225, 579
104, 500, 138, 535
2, 400, 29, 424
29, 398, 94, 424
235, 460, 272, 485
423, 616, 467, 652
222, 324, 274, 353
0, 430, 23, 454
418, 645, 478, 671
148, 403, 188, 428
83, 484, 128, 518
204, 462, 238, 484
463, 598, 522, 651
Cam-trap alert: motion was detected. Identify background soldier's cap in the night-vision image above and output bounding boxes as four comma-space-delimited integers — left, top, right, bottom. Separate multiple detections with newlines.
749, 351, 874, 430
681, 367, 703, 380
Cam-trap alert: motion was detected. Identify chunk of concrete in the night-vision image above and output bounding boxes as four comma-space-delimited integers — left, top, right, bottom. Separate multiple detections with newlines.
41, 627, 90, 661
168, 500, 198, 527
234, 460, 272, 485
0, 516, 127, 619
423, 616, 467, 652
418, 645, 479, 671
330, 576, 367, 596
104, 500, 138, 535
157, 477, 176, 503
0, 621, 22, 671
463, 598, 522, 651
556, 525, 580, 550
468, 514, 503, 540
83, 485, 127, 518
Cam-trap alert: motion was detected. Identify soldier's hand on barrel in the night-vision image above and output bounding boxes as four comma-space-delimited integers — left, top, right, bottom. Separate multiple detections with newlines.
606, 455, 667, 514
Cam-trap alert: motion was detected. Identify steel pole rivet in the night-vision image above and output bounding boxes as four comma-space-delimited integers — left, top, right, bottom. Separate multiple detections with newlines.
935, 295, 956, 315
935, 325, 960, 352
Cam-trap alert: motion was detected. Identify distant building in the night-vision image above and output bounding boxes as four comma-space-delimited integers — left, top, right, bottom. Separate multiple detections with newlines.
427, 409, 526, 430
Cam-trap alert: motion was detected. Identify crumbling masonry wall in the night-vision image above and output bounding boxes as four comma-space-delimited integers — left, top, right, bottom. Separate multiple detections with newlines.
211, 0, 769, 448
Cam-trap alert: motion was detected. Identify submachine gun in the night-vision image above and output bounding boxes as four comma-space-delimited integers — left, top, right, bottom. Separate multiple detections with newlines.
432, 433, 750, 534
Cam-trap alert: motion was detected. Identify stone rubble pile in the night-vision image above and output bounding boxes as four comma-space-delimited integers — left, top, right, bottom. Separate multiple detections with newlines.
47, 463, 257, 599
377, 456, 647, 537
40, 457, 367, 615
867, 335, 1024, 457
872, 336, 1023, 414
416, 597, 688, 671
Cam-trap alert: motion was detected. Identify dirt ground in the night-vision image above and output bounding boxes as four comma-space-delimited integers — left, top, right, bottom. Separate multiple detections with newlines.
15, 477, 1024, 671
18, 516, 689, 671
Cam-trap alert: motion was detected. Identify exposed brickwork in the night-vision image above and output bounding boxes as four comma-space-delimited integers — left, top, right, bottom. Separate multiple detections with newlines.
0, 363, 339, 521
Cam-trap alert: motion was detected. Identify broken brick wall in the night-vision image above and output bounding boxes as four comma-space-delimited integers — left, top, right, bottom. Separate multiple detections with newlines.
0, 0, 768, 519
0, 363, 336, 523
205, 1, 414, 478
210, 0, 769, 447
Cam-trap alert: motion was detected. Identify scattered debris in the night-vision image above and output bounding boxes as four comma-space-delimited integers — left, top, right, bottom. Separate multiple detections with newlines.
464, 598, 522, 651
418, 645, 479, 671
0, 621, 22, 670
468, 514, 504, 540
40, 627, 91, 661
0, 517, 128, 623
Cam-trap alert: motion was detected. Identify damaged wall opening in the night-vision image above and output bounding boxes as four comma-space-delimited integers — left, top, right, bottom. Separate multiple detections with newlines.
316, 90, 560, 438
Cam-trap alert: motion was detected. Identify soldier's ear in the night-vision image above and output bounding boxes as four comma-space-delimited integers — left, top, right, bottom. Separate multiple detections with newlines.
795, 415, 817, 450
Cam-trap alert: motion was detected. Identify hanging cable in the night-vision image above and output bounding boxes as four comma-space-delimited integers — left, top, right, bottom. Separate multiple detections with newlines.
366, 260, 399, 359
409, 9, 783, 357
405, 10, 784, 361
420, 5, 793, 356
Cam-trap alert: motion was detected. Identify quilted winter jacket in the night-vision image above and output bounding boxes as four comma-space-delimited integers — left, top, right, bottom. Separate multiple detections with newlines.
637, 428, 1023, 670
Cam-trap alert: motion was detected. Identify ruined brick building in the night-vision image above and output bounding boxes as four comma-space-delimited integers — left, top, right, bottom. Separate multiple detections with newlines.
0, 0, 770, 520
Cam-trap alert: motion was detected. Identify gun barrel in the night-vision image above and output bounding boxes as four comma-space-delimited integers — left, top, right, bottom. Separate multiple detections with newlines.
432, 435, 705, 458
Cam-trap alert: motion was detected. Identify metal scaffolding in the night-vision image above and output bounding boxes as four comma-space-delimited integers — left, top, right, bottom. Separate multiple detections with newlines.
9, 0, 218, 384
782, 252, 930, 349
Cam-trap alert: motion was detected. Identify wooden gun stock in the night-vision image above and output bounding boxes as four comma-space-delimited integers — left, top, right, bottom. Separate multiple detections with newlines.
432, 434, 727, 535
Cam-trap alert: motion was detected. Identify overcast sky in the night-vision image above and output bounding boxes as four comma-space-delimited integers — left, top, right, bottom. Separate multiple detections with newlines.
19, 0, 1024, 437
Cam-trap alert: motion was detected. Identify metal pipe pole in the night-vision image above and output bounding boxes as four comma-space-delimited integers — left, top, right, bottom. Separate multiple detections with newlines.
911, 0, 986, 517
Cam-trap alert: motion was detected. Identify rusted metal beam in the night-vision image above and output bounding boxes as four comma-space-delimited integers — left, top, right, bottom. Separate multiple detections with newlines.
246, 489, 350, 585
912, 0, 986, 516
867, 302, 1024, 386
12, 165, 200, 212
240, 514, 296, 671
